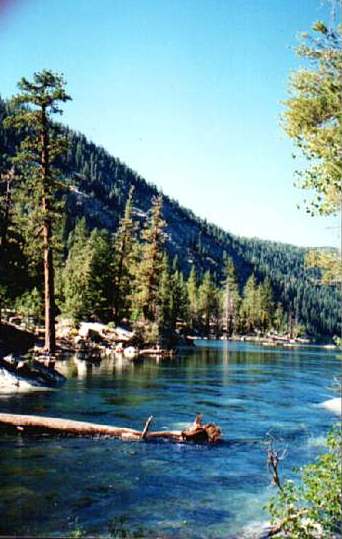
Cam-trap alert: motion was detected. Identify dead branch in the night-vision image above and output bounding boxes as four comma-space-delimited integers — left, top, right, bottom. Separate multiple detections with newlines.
141, 416, 153, 439
265, 432, 287, 490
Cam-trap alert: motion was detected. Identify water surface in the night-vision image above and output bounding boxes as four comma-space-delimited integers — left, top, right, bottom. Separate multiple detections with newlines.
0, 342, 340, 537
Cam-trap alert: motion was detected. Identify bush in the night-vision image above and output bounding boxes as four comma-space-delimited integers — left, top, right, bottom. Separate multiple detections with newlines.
267, 426, 342, 538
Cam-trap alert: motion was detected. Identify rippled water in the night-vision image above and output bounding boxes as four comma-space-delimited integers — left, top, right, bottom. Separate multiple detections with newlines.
0, 342, 340, 537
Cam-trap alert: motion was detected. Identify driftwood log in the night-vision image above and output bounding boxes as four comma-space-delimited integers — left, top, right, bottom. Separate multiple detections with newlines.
0, 413, 221, 444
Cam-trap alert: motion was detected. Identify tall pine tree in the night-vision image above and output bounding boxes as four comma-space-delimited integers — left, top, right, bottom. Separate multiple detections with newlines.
198, 271, 219, 337
112, 187, 136, 323
5, 70, 71, 352
221, 256, 241, 337
240, 274, 259, 333
186, 266, 198, 332
258, 277, 274, 332
131, 195, 166, 321
58, 218, 90, 321
59, 221, 113, 322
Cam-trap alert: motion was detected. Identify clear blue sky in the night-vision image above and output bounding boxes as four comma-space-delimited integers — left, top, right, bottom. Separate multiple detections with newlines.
0, 0, 339, 247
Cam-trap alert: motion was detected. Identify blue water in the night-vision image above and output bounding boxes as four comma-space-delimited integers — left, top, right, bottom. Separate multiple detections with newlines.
0, 342, 340, 538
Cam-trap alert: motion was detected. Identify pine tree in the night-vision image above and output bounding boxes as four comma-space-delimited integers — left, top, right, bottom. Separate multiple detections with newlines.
157, 252, 173, 343
85, 229, 113, 321
58, 218, 90, 321
240, 274, 259, 333
198, 271, 219, 337
59, 222, 113, 322
147, 254, 189, 345
171, 269, 188, 327
258, 277, 274, 332
112, 187, 135, 323
5, 70, 71, 353
187, 266, 198, 332
221, 257, 241, 337
273, 302, 287, 334
131, 195, 166, 321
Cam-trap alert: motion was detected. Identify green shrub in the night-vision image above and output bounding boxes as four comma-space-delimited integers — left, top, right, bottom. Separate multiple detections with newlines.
267, 426, 342, 538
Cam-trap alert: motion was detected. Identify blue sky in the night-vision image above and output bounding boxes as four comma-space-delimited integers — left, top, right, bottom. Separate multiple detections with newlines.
0, 0, 339, 247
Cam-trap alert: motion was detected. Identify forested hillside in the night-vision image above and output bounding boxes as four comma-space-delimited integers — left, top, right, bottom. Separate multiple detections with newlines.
0, 95, 339, 338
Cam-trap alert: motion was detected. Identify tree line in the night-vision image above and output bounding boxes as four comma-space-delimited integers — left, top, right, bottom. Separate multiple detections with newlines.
55, 192, 292, 344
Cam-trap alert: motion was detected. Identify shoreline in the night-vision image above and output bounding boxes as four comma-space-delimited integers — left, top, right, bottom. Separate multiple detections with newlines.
0, 320, 340, 362
0, 321, 341, 359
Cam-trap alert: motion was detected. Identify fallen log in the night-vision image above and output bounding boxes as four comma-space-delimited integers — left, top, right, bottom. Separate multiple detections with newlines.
0, 413, 221, 444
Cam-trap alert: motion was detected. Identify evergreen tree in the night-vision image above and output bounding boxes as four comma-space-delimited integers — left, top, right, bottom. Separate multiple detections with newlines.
5, 70, 71, 353
273, 302, 287, 334
157, 252, 173, 343
258, 277, 274, 332
198, 271, 219, 337
58, 219, 90, 321
85, 229, 113, 321
164, 255, 188, 331
112, 187, 135, 323
59, 222, 113, 322
187, 266, 198, 332
172, 269, 188, 324
131, 195, 166, 321
240, 274, 259, 333
221, 257, 241, 337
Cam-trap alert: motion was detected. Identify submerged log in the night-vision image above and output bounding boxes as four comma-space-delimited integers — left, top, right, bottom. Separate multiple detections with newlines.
0, 413, 221, 444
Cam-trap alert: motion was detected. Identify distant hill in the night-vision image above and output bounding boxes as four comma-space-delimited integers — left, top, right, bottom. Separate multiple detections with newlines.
0, 96, 340, 337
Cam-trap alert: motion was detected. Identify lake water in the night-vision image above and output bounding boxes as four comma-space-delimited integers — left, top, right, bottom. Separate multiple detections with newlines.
0, 342, 340, 538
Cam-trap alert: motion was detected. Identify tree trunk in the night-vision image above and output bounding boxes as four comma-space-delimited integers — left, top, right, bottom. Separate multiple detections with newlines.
41, 106, 56, 354
43, 219, 55, 354
113, 237, 125, 324
0, 413, 221, 444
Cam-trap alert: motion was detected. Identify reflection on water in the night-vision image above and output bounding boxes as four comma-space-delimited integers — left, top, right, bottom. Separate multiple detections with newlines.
0, 342, 340, 537
57, 355, 137, 379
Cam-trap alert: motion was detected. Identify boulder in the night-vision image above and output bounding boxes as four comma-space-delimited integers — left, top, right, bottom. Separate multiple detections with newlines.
78, 322, 108, 339
55, 318, 76, 339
